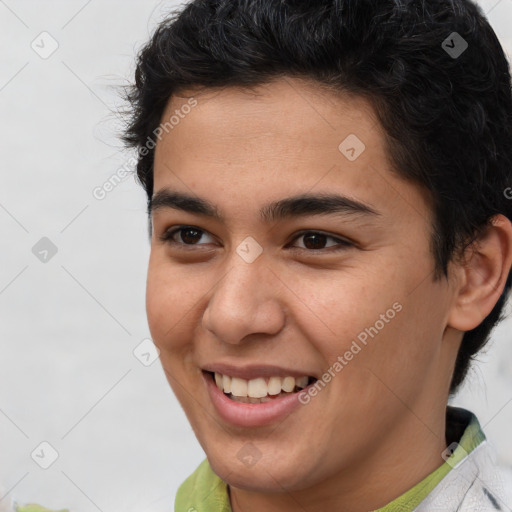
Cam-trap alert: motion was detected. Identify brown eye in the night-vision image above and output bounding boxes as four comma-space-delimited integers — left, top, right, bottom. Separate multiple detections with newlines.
302, 233, 328, 250
179, 227, 203, 244
159, 226, 215, 246
291, 231, 353, 251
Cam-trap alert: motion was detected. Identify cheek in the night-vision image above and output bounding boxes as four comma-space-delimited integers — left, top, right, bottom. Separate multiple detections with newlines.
333, 283, 449, 410
146, 262, 168, 344
292, 260, 441, 380
282, 264, 398, 354
145, 257, 193, 352
146, 262, 204, 400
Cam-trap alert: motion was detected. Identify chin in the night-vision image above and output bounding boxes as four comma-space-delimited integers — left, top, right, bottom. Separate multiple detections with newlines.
206, 440, 316, 493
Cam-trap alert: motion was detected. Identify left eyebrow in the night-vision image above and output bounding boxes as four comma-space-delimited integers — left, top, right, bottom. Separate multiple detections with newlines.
149, 189, 381, 223
260, 192, 380, 223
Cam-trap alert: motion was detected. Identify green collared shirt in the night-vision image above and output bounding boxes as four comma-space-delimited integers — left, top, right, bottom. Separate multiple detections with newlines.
174, 407, 485, 512
15, 506, 68, 512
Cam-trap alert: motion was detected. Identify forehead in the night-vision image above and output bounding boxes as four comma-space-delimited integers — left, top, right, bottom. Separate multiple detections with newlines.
153, 77, 431, 226
161, 78, 380, 164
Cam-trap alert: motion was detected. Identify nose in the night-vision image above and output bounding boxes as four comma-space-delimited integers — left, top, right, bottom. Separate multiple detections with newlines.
201, 252, 286, 345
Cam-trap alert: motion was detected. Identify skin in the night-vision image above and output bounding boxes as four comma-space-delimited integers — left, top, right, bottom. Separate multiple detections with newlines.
146, 77, 512, 512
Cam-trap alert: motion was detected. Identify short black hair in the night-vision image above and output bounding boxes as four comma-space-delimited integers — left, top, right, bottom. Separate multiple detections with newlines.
123, 0, 512, 394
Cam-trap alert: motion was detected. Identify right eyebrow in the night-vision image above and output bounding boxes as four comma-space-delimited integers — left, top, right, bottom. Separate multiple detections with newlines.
150, 189, 224, 220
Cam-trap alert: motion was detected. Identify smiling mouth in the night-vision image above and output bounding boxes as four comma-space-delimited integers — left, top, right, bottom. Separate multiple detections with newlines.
205, 371, 317, 404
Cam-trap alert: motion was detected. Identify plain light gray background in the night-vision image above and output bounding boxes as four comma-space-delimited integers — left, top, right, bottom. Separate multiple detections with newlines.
0, 1, 511, 511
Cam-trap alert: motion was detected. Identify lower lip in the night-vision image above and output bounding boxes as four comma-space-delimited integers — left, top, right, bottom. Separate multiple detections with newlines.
203, 372, 305, 428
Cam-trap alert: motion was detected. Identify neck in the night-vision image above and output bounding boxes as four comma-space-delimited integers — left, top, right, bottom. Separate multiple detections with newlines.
229, 406, 448, 512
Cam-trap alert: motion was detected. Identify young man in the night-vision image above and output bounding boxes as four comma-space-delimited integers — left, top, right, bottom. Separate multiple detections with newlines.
124, 0, 512, 510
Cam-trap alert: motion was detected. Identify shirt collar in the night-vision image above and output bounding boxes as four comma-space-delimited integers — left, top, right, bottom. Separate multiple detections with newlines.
174, 406, 486, 512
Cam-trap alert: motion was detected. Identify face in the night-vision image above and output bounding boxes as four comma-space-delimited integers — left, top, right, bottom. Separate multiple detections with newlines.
147, 78, 460, 497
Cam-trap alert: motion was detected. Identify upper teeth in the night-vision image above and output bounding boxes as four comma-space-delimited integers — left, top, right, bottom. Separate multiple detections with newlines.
214, 372, 309, 398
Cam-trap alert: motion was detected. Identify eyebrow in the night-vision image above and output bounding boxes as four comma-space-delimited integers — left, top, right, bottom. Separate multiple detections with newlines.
149, 189, 381, 223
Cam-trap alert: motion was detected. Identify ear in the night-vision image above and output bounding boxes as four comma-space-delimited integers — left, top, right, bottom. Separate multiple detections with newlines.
448, 214, 512, 332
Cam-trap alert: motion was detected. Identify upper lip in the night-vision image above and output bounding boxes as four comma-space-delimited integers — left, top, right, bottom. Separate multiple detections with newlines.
202, 363, 316, 381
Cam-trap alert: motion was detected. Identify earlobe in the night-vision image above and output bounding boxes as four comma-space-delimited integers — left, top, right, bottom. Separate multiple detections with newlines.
447, 214, 512, 332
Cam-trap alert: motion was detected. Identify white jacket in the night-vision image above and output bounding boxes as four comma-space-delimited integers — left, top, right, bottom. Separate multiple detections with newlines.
416, 440, 512, 511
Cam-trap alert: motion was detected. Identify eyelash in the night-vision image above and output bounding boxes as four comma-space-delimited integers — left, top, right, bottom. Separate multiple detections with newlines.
158, 225, 354, 252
